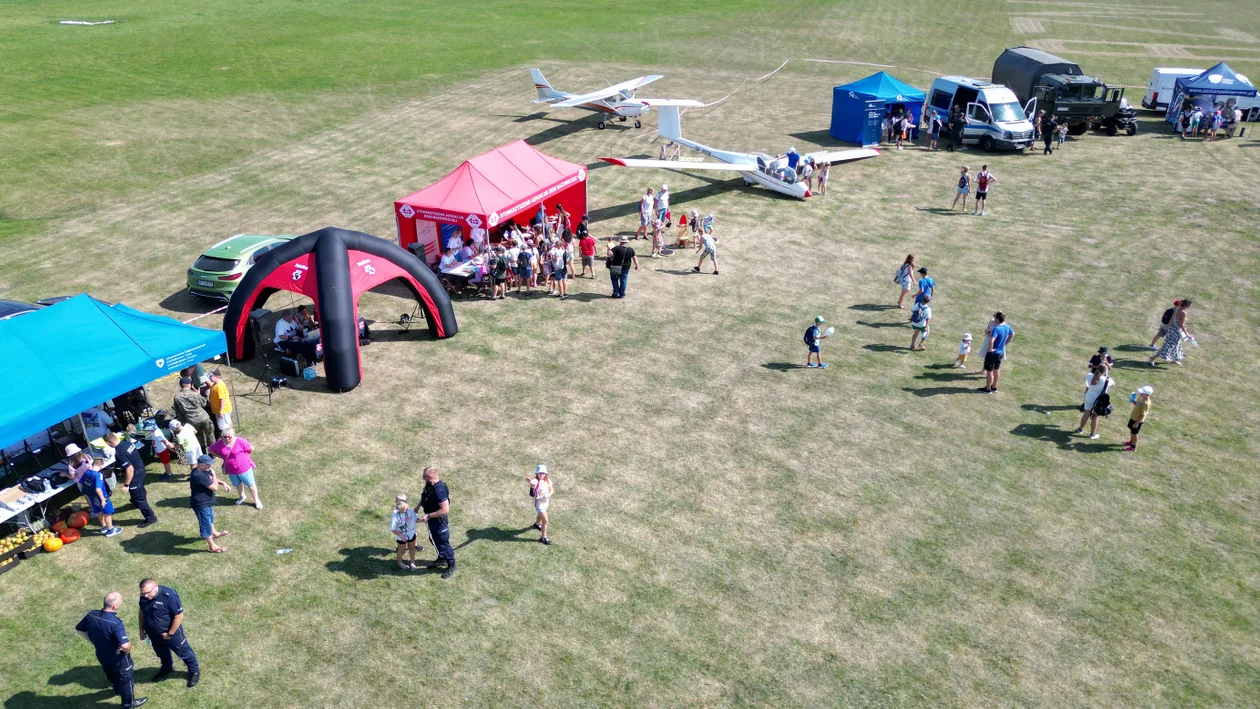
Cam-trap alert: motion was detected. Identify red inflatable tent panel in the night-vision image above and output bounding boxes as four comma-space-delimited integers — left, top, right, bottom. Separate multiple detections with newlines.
394, 140, 588, 264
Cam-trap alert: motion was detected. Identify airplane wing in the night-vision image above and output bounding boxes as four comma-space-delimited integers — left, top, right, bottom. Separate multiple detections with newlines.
805, 148, 881, 164
638, 99, 705, 108
599, 157, 754, 172
552, 75, 664, 107
532, 96, 566, 104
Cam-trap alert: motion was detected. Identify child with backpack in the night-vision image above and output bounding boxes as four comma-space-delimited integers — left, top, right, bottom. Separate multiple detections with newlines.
950, 166, 971, 212
973, 165, 995, 216
909, 295, 932, 351
804, 316, 830, 369
1123, 386, 1153, 451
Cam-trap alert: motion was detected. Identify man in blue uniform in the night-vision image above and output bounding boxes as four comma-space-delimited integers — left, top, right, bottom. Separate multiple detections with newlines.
415, 466, 456, 578
107, 431, 157, 528
138, 578, 200, 688
76, 591, 147, 708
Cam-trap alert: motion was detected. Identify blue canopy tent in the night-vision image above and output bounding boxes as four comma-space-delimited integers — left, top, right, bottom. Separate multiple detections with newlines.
1164, 62, 1257, 123
0, 295, 227, 447
830, 72, 927, 145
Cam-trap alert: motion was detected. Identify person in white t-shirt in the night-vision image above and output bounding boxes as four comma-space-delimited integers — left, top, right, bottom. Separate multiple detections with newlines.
470, 227, 487, 253
389, 494, 419, 570
693, 231, 719, 275
439, 247, 459, 272
636, 187, 654, 240
526, 465, 554, 545
170, 420, 202, 474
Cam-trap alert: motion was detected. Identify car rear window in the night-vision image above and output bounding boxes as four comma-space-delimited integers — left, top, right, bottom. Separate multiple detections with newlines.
193, 255, 240, 272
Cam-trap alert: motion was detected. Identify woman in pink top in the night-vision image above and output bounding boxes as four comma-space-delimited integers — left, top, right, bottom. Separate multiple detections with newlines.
208, 428, 262, 510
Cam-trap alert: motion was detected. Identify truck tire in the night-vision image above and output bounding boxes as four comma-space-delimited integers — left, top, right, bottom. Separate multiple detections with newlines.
1106, 123, 1118, 136
1126, 123, 1137, 136
980, 136, 995, 153
1070, 122, 1089, 136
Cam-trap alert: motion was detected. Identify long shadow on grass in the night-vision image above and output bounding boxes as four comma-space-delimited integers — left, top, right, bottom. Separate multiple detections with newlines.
1112, 344, 1152, 352
849, 303, 897, 311
855, 320, 905, 329
915, 206, 967, 216
1109, 359, 1152, 369
1010, 423, 1122, 453
325, 546, 446, 580
903, 385, 985, 397
120, 530, 205, 556
761, 362, 810, 371
914, 369, 979, 382
455, 525, 538, 550
1020, 403, 1080, 413
864, 344, 906, 353
5, 692, 116, 708
587, 180, 747, 225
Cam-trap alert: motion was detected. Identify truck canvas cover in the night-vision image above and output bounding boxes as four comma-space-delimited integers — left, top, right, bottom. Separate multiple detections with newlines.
993, 46, 1083, 104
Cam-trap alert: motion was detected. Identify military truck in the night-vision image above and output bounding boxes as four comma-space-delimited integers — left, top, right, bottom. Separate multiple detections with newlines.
992, 46, 1138, 136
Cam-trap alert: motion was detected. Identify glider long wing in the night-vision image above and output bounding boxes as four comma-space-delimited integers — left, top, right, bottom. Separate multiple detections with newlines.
599, 157, 754, 172
552, 75, 664, 107
805, 148, 881, 164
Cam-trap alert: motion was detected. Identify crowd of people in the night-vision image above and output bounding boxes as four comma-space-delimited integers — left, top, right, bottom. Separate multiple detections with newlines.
1176, 99, 1247, 141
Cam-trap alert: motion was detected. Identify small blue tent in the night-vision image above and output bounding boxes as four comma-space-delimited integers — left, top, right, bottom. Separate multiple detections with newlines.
830, 72, 927, 145
1164, 62, 1257, 123
0, 295, 227, 446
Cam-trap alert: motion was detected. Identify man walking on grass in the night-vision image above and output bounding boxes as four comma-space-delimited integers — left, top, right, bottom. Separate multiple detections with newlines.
973, 165, 995, 216
982, 311, 1013, 393
138, 578, 200, 688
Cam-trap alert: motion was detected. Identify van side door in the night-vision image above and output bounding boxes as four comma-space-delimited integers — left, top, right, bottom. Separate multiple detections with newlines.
964, 102, 992, 143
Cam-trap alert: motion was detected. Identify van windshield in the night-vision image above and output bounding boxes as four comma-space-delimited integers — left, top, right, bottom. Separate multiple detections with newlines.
990, 102, 1025, 123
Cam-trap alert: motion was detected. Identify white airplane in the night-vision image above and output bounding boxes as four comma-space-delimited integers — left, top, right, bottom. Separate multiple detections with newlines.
599, 105, 879, 199
530, 69, 702, 130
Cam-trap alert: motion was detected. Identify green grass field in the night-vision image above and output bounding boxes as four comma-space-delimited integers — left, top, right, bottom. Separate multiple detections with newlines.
2, 1, 1259, 706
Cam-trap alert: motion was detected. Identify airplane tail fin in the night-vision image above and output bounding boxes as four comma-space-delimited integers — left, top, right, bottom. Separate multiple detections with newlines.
531, 69, 562, 101
657, 105, 683, 141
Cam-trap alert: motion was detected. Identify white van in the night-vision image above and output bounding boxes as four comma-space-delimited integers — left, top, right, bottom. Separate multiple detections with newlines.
1141, 68, 1203, 110
925, 77, 1036, 151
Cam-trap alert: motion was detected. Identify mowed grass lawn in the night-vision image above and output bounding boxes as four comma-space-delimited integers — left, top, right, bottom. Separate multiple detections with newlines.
2, 1, 1259, 706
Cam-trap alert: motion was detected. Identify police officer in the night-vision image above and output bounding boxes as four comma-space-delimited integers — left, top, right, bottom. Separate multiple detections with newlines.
76, 591, 148, 708
106, 431, 157, 528
138, 577, 200, 688
414, 466, 456, 578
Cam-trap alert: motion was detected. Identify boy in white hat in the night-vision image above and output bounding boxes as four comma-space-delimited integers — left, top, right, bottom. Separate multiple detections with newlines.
805, 316, 829, 369
525, 465, 554, 545
390, 494, 419, 569
953, 333, 973, 368
1124, 386, 1153, 452
170, 420, 203, 475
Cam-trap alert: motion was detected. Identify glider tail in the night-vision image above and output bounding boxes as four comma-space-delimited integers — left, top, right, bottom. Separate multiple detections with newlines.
531, 69, 562, 102
657, 105, 683, 141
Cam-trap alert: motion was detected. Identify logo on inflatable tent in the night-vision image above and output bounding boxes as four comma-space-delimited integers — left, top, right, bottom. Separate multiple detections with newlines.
578, 169, 586, 182
488, 212, 500, 227
155, 358, 165, 369
465, 214, 483, 228
399, 204, 416, 219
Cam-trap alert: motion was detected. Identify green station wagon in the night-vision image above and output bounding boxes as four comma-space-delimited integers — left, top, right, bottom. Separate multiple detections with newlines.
186, 234, 295, 302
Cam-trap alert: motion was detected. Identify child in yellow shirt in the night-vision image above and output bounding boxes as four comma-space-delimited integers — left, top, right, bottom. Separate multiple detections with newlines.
1124, 386, 1153, 451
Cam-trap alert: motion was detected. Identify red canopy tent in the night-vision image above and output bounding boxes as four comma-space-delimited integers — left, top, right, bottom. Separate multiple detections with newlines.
394, 140, 588, 265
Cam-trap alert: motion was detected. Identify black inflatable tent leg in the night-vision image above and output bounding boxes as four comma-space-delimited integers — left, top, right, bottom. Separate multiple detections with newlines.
315, 232, 362, 392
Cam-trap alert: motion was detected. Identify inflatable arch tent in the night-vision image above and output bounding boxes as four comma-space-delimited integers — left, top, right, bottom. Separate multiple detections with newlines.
223, 226, 457, 392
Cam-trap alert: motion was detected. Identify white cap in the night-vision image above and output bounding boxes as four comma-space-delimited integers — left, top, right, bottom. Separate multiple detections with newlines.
661, 184, 668, 191
535, 464, 548, 475
1137, 385, 1154, 395
963, 333, 973, 340
169, 419, 182, 429
64, 443, 82, 456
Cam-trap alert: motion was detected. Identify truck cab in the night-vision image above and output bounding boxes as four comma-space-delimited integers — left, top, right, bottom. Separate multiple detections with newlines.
926, 76, 1036, 152
993, 46, 1136, 136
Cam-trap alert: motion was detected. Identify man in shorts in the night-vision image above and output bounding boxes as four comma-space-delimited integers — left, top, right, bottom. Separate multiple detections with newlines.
693, 231, 719, 275
635, 187, 654, 240
578, 227, 597, 278
973, 165, 995, 216
982, 311, 1013, 394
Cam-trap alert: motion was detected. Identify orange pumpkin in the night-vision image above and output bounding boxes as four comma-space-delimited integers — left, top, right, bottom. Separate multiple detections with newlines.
43, 538, 63, 552
59, 528, 81, 544
68, 511, 89, 529
51, 520, 67, 533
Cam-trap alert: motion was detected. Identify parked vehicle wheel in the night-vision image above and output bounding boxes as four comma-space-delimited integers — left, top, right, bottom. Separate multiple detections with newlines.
1126, 123, 1138, 136
1106, 123, 1119, 136
597, 121, 606, 130
980, 136, 995, 153
1070, 122, 1089, 136
634, 120, 641, 129
618, 115, 627, 122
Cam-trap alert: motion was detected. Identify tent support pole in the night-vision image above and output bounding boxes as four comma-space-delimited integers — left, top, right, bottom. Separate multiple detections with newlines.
224, 350, 242, 432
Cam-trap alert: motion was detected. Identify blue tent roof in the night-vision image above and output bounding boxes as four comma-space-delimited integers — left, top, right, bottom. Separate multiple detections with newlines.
1175, 63, 1258, 97
835, 71, 927, 103
0, 295, 226, 446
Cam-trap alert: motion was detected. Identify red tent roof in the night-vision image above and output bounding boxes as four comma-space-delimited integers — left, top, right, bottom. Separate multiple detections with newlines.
397, 140, 584, 220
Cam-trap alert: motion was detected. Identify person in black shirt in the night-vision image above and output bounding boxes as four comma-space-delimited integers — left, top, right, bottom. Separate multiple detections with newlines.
1042, 114, 1058, 154
107, 431, 157, 528
138, 578, 200, 688
414, 466, 456, 578
190, 455, 228, 553
607, 236, 640, 299
76, 591, 147, 707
